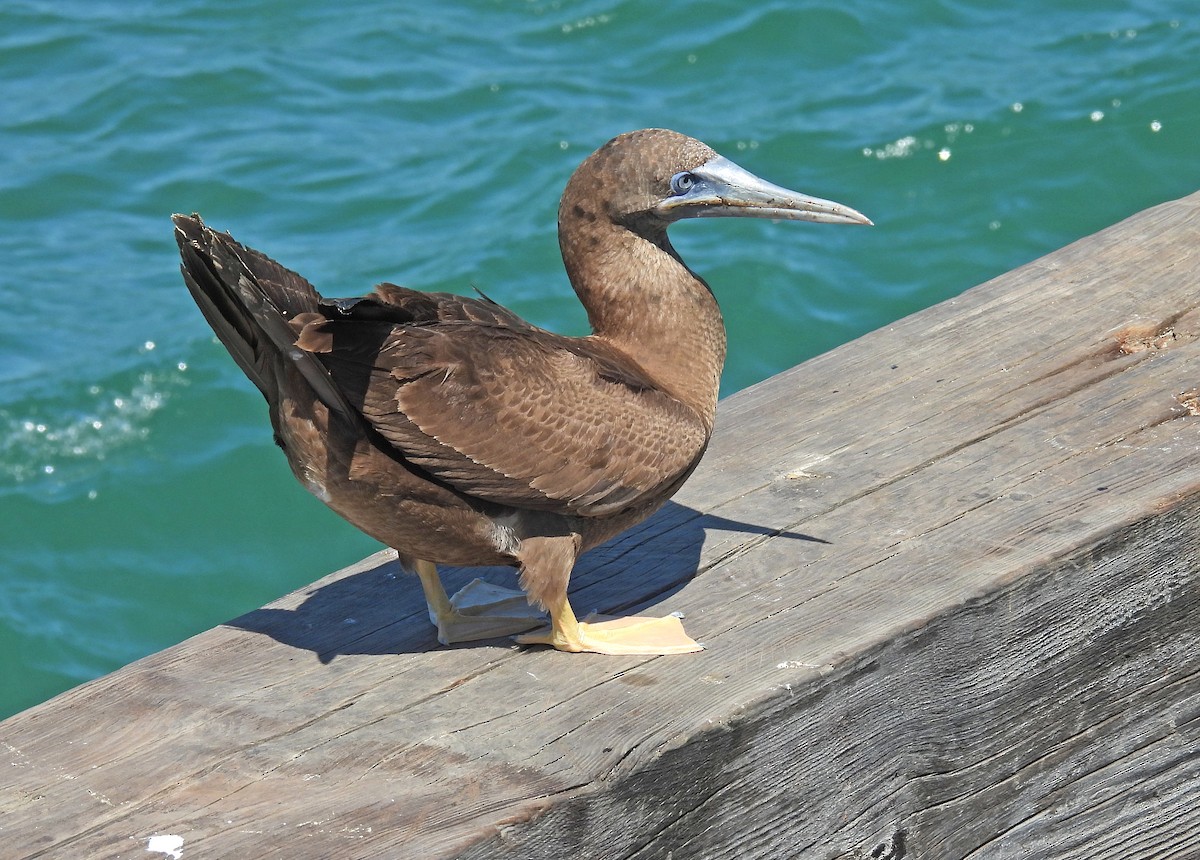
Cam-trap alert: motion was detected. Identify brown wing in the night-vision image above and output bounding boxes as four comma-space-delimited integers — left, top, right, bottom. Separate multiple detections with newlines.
319, 282, 535, 329
294, 312, 708, 517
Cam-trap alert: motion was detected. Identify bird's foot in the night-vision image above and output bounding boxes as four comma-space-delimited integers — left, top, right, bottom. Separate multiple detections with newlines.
432, 578, 547, 644
515, 612, 703, 655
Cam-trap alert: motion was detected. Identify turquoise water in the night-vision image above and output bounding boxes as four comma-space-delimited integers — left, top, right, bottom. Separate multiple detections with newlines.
2, 1, 1198, 719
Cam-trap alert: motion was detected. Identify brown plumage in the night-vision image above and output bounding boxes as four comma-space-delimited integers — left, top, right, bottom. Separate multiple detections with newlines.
174, 128, 869, 654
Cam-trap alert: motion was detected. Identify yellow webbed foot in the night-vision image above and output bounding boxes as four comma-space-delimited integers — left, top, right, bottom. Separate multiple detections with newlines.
411, 559, 545, 645
515, 612, 703, 655
433, 578, 547, 644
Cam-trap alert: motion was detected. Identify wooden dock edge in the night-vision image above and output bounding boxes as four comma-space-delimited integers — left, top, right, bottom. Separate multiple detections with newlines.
4, 192, 1200, 859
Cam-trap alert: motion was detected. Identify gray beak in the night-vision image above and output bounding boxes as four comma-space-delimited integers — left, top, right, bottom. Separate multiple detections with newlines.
655, 155, 872, 226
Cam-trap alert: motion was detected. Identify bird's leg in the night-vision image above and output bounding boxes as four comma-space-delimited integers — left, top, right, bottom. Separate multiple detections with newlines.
512, 536, 703, 655
411, 558, 545, 645
413, 557, 454, 624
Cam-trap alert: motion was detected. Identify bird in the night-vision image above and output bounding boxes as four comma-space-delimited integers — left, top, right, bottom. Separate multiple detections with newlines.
173, 128, 870, 655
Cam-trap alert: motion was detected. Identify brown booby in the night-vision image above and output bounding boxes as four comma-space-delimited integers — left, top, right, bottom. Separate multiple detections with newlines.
173, 128, 869, 655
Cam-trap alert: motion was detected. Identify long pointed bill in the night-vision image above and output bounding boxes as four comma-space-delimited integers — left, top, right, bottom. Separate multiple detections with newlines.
655, 155, 872, 226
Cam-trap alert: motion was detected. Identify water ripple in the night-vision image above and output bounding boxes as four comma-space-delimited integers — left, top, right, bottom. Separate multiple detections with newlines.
0, 360, 187, 498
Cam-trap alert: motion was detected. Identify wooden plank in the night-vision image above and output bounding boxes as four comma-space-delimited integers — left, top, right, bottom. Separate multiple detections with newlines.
3, 191, 1200, 859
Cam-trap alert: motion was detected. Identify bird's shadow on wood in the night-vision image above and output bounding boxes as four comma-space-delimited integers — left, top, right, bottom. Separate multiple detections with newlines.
225, 501, 827, 662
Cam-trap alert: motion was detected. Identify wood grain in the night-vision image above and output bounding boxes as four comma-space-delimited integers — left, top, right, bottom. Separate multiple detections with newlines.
3, 192, 1199, 859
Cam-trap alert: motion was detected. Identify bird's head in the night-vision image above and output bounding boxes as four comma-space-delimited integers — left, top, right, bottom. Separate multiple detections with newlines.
560, 128, 871, 235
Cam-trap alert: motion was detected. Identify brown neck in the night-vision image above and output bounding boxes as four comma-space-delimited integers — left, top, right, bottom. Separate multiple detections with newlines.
559, 210, 726, 428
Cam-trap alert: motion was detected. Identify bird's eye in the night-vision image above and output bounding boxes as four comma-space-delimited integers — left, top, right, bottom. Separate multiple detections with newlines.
670, 172, 696, 195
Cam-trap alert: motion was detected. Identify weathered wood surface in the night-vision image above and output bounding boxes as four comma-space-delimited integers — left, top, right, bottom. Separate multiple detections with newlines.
4, 192, 1200, 859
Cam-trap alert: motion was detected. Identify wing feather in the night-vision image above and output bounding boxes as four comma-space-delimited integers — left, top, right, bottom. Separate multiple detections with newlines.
297, 311, 707, 516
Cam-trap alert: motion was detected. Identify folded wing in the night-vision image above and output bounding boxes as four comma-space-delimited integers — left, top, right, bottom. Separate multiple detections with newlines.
293, 293, 708, 517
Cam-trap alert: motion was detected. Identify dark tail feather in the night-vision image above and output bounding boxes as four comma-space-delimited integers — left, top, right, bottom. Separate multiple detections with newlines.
172, 213, 350, 416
